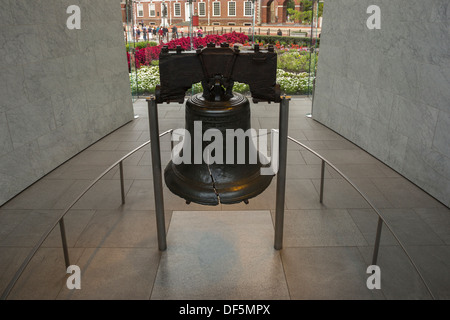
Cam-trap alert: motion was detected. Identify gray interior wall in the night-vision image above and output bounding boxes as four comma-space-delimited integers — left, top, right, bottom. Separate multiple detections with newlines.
0, 0, 134, 205
313, 0, 450, 207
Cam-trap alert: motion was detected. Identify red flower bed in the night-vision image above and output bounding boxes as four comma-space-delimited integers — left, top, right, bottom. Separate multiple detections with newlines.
274, 41, 309, 52
131, 32, 249, 69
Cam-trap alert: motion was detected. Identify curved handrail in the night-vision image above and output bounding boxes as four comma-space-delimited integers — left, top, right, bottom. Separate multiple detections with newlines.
0, 130, 173, 300
281, 131, 436, 300
1, 128, 436, 300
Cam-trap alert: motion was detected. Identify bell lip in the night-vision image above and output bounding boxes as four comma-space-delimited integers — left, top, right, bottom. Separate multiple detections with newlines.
213, 166, 274, 204
164, 160, 275, 206
164, 161, 220, 206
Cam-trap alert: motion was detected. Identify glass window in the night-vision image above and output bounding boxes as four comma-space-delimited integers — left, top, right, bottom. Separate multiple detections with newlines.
244, 1, 253, 16
198, 2, 206, 17
213, 2, 221, 16
137, 3, 144, 17
149, 3, 156, 17
174, 2, 181, 17
228, 1, 236, 16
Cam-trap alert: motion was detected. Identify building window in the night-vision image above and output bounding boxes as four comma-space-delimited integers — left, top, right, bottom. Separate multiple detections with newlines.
213, 1, 221, 16
149, 3, 156, 17
228, 1, 236, 16
198, 2, 206, 17
174, 2, 181, 17
137, 3, 144, 17
244, 1, 253, 16
228, 22, 236, 26
212, 22, 220, 26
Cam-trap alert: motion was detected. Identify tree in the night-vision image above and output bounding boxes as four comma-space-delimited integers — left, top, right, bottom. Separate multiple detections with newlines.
287, 0, 295, 10
287, 0, 324, 24
287, 8, 305, 23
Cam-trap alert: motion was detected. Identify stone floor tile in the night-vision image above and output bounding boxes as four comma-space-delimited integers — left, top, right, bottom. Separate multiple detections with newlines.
57, 248, 159, 300
8, 248, 83, 300
406, 245, 450, 299
380, 209, 445, 246
347, 209, 399, 246
282, 247, 381, 300
7, 248, 85, 300
370, 178, 444, 208
327, 164, 388, 179
310, 178, 371, 209
358, 246, 435, 300
72, 180, 133, 210
0, 210, 60, 247
0, 210, 29, 242
0, 247, 30, 296
284, 179, 322, 210
414, 208, 450, 244
42, 210, 96, 248
74, 209, 164, 248
150, 211, 290, 300
1, 180, 77, 210
282, 209, 368, 247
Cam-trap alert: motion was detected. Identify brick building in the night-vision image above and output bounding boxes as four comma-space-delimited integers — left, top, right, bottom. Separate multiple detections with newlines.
121, 1, 307, 27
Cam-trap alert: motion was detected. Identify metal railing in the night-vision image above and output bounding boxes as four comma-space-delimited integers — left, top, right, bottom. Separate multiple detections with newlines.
283, 133, 435, 299
0, 129, 173, 300
1, 119, 436, 300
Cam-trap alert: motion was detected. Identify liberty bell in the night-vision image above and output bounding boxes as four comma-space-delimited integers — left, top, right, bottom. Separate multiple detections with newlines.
156, 43, 281, 205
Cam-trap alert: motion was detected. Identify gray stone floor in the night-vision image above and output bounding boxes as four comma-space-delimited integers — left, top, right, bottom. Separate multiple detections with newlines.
0, 97, 449, 300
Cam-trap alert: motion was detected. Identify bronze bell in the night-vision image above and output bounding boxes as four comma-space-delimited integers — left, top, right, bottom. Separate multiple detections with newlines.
157, 43, 281, 206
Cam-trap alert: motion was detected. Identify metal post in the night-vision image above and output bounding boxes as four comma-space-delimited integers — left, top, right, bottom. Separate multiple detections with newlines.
320, 159, 325, 203
147, 97, 167, 251
252, 0, 256, 47
59, 218, 70, 268
274, 96, 290, 250
119, 161, 125, 204
372, 217, 383, 265
189, 0, 193, 50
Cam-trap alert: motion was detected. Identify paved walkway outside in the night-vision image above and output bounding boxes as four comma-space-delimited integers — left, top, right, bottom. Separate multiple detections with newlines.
0, 97, 449, 300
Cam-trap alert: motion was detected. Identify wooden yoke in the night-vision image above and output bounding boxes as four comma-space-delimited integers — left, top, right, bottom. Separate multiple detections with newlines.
156, 43, 281, 104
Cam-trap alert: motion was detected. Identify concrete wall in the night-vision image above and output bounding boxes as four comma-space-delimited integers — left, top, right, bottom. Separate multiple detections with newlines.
313, 0, 450, 207
0, 0, 134, 205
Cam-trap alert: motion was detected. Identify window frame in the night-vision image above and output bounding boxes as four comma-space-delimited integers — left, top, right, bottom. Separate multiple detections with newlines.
228, 1, 236, 17
173, 2, 181, 17
198, 2, 206, 17
136, 3, 144, 17
243, 1, 253, 17
212, 1, 221, 17
149, 3, 156, 17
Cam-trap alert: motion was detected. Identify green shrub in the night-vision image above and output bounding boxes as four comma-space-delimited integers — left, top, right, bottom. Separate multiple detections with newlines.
131, 66, 315, 96
277, 51, 318, 73
254, 35, 319, 47
126, 41, 158, 52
